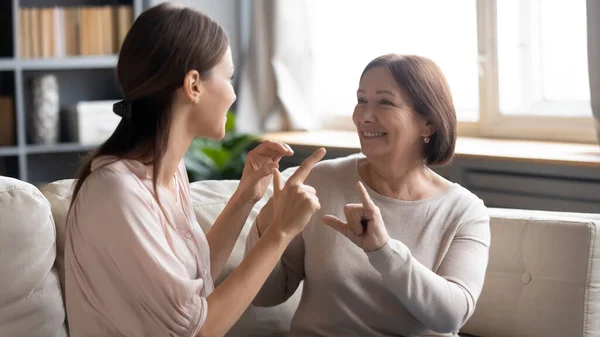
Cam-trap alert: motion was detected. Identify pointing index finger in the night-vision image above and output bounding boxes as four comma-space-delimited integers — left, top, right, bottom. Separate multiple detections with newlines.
287, 148, 326, 185
356, 181, 375, 208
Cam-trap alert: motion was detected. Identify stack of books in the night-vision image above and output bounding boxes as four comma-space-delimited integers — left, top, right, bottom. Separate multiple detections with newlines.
18, 5, 133, 58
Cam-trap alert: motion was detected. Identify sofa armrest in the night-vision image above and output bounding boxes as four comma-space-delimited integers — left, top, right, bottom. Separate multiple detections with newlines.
0, 176, 67, 337
461, 208, 600, 337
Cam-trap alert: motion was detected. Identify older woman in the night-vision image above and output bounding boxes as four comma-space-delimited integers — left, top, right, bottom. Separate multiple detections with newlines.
245, 54, 490, 337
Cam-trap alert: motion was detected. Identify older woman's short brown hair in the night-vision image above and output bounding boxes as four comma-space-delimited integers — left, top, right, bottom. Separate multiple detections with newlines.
361, 54, 457, 166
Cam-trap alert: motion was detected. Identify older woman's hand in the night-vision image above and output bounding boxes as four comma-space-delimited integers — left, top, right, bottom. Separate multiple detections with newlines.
322, 181, 390, 252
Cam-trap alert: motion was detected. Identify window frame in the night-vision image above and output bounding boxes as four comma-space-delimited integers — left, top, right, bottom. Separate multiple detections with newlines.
322, 0, 597, 144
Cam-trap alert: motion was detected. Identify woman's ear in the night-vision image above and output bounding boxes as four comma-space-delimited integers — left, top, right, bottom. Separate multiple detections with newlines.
183, 70, 204, 103
422, 119, 436, 138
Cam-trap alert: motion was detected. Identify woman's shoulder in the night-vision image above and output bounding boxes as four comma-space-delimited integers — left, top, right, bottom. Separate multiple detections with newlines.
76, 157, 153, 210
442, 183, 489, 223
305, 153, 362, 184
86, 158, 139, 189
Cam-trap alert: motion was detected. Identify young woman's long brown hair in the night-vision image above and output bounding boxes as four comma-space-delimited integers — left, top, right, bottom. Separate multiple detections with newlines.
69, 3, 229, 208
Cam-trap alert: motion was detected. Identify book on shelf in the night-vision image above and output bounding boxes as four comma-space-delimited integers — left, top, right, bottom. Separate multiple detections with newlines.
0, 97, 15, 147
19, 5, 133, 59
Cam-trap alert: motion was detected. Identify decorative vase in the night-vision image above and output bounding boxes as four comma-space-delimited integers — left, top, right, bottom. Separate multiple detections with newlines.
30, 74, 60, 145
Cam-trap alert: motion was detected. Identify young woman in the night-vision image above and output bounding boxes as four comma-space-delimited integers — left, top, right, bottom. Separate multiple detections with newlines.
64, 3, 325, 337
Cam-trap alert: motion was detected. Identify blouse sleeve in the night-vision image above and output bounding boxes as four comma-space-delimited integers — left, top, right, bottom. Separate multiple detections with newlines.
68, 170, 207, 337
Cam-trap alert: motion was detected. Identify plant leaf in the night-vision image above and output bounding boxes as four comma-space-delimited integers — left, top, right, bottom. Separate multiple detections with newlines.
184, 111, 255, 181
201, 147, 231, 169
183, 155, 214, 181
225, 112, 236, 133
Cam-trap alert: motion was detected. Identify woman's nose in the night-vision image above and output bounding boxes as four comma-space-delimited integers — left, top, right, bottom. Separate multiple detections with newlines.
358, 105, 376, 124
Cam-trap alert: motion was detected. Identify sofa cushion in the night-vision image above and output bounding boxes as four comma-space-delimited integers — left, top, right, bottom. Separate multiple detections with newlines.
460, 208, 600, 337
38, 179, 74, 300
0, 176, 67, 337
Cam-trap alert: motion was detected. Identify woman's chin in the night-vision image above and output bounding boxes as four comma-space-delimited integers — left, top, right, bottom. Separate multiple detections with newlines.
207, 133, 225, 141
360, 141, 387, 157
361, 148, 384, 159
197, 129, 225, 141
215, 128, 226, 140
360, 145, 389, 159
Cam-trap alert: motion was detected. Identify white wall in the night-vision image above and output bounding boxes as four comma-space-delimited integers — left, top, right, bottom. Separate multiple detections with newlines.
148, 0, 242, 67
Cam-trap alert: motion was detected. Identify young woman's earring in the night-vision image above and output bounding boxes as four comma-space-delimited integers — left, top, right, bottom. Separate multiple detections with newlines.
423, 137, 430, 144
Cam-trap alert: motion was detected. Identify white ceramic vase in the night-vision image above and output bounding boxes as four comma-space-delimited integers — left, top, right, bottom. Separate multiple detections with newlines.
31, 74, 60, 145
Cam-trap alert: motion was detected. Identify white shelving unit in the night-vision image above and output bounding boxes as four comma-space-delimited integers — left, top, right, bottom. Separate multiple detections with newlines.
0, 0, 145, 184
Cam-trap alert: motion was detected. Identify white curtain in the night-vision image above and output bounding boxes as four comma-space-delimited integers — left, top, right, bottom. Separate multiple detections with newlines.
588, 0, 600, 144
235, 0, 320, 133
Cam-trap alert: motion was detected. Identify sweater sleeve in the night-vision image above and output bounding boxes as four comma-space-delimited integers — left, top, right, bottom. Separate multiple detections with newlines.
366, 208, 490, 334
244, 221, 306, 307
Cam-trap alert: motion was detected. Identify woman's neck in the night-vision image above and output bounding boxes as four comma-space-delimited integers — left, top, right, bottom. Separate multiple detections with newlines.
134, 126, 194, 189
156, 131, 194, 187
360, 157, 429, 200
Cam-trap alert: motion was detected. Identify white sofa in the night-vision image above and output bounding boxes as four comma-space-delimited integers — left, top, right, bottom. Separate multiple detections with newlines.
1, 174, 600, 337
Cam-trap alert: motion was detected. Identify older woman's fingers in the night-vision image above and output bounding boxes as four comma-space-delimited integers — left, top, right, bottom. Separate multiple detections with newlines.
343, 204, 365, 235
322, 215, 348, 233
356, 181, 376, 209
322, 215, 362, 247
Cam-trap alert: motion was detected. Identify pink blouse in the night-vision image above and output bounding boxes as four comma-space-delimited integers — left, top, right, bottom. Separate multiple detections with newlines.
65, 156, 213, 337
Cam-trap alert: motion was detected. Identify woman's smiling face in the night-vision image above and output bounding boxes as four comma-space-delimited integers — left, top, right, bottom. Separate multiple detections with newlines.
352, 65, 431, 161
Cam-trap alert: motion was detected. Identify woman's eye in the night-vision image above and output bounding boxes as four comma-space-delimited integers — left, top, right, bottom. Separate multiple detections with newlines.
357, 97, 366, 104
379, 99, 394, 106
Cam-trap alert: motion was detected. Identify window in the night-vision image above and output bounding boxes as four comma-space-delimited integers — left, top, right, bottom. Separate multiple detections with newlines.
310, 0, 595, 143
497, 0, 590, 118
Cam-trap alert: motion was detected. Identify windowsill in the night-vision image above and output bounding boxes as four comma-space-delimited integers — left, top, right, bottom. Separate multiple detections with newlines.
259, 130, 600, 168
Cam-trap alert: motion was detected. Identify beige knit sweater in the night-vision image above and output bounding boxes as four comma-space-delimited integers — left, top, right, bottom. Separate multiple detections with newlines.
245, 155, 490, 337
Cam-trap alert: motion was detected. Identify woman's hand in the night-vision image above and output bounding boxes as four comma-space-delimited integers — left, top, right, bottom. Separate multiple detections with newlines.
235, 140, 294, 204
269, 148, 326, 238
322, 181, 390, 252
255, 197, 274, 236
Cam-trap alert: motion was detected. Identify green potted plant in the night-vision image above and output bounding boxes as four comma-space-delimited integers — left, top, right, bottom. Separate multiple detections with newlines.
184, 112, 256, 181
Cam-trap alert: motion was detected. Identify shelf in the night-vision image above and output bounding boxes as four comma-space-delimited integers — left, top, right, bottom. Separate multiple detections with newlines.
0, 146, 19, 156
0, 59, 15, 71
19, 55, 118, 70
26, 143, 96, 154
1, 0, 144, 183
